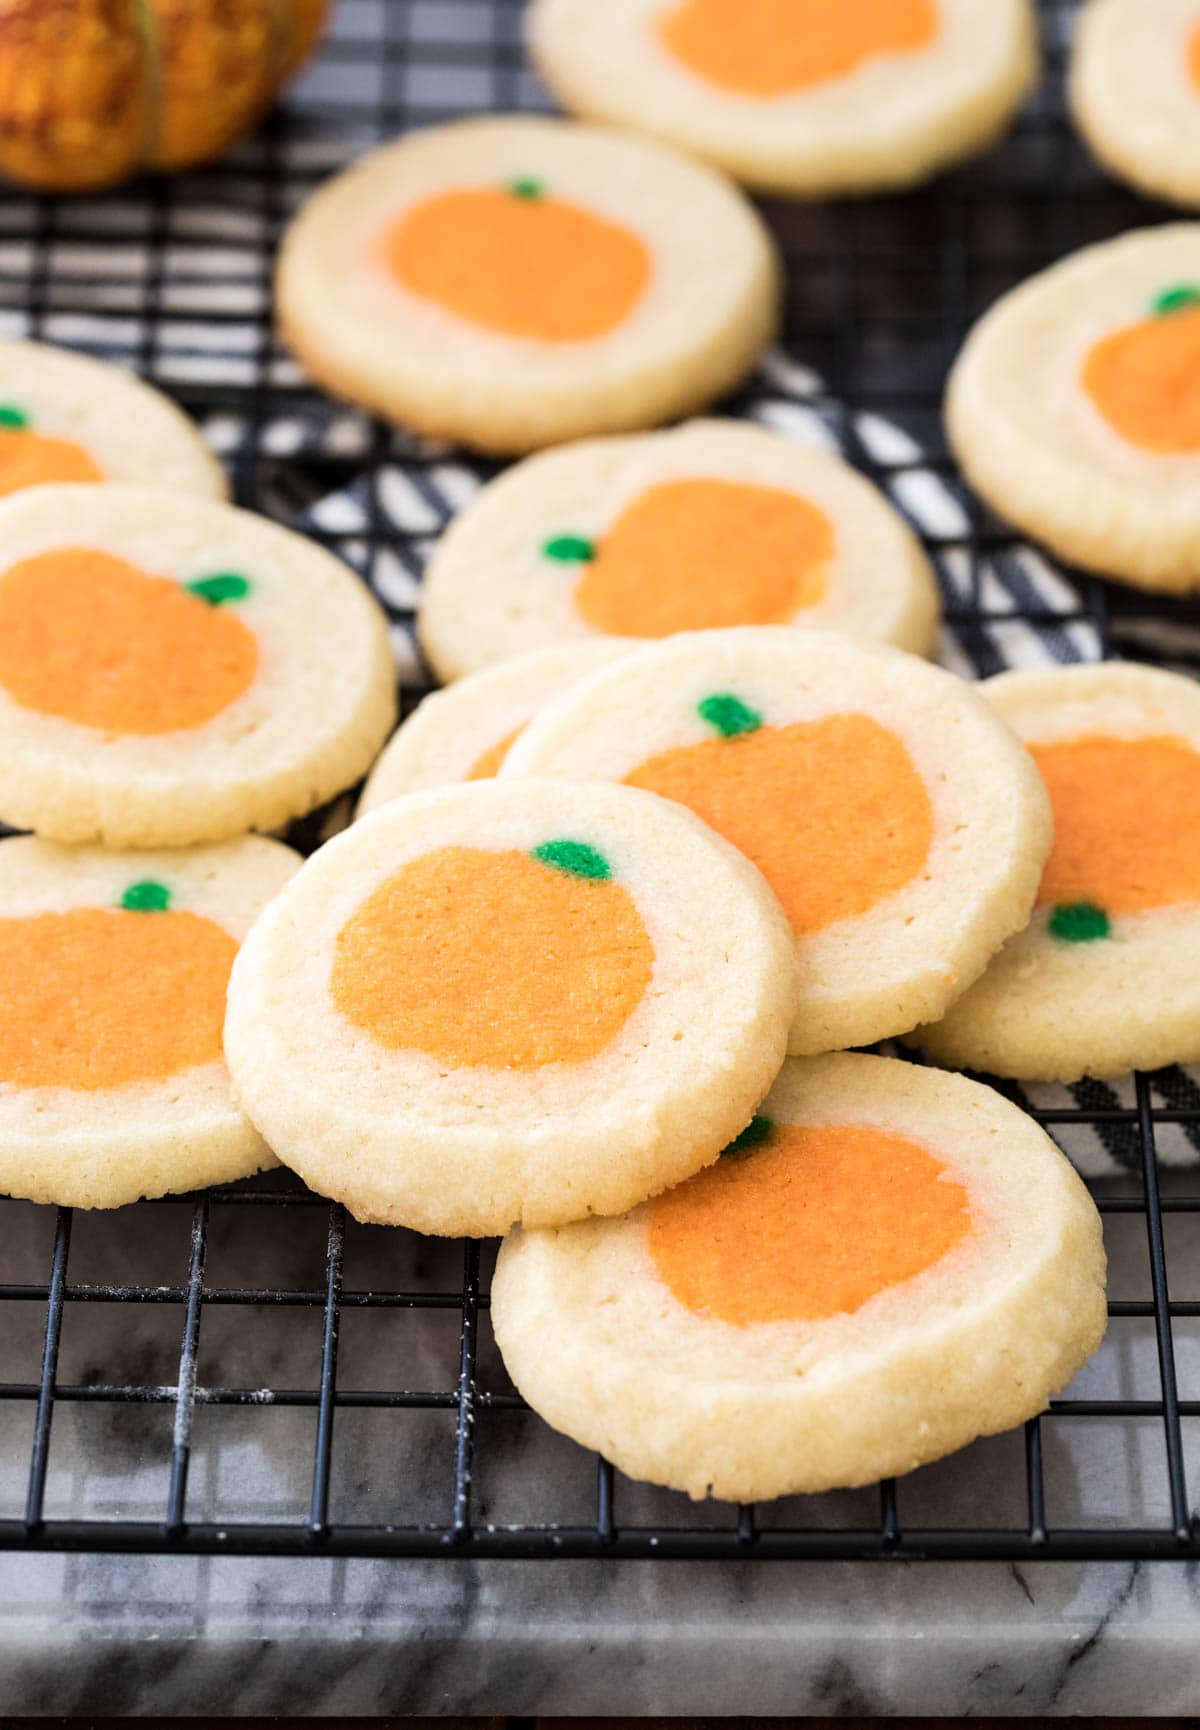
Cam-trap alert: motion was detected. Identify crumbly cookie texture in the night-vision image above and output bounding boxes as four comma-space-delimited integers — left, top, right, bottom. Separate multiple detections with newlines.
416, 418, 941, 684
947, 224, 1200, 593
0, 483, 396, 846
276, 116, 780, 455
502, 626, 1052, 1054
358, 640, 635, 815
911, 662, 1200, 1082
527, 0, 1037, 198
493, 1052, 1106, 1502
1070, 0, 1200, 208
0, 833, 300, 1209
224, 778, 797, 1237
0, 338, 228, 500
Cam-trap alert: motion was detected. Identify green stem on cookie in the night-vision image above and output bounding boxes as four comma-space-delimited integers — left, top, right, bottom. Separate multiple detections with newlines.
1048, 901, 1109, 942
698, 693, 763, 738
531, 839, 612, 881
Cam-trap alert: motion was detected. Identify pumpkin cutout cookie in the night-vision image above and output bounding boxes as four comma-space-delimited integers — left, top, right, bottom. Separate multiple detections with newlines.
527, 0, 1036, 198
492, 1051, 1106, 1501
0, 484, 396, 847
1070, 0, 1200, 208
224, 778, 796, 1236
417, 419, 941, 683
358, 641, 635, 816
912, 663, 1200, 1081
276, 117, 779, 455
0, 340, 226, 501
0, 834, 300, 1209
948, 225, 1200, 594
502, 627, 1052, 1054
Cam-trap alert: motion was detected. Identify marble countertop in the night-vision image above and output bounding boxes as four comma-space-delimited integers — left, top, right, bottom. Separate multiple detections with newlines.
3, 1551, 1199, 1715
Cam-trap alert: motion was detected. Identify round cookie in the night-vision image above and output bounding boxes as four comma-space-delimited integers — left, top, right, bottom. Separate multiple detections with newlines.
527, 0, 1037, 199
0, 833, 300, 1209
1070, 0, 1200, 208
358, 641, 634, 816
276, 116, 780, 455
493, 1051, 1106, 1502
224, 778, 796, 1237
417, 418, 941, 683
0, 339, 227, 501
947, 225, 1200, 595
502, 627, 1052, 1055
911, 662, 1200, 1082
0, 483, 397, 847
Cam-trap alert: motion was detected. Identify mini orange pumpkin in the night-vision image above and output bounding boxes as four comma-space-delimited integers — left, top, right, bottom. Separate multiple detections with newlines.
0, 0, 328, 191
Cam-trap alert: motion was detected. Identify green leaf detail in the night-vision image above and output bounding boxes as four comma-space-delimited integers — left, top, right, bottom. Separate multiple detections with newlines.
531, 839, 612, 881
1048, 901, 1110, 943
0, 405, 29, 429
1153, 284, 1200, 317
186, 572, 251, 605
121, 879, 172, 913
698, 693, 763, 738
508, 176, 546, 200
724, 1115, 773, 1157
542, 534, 595, 563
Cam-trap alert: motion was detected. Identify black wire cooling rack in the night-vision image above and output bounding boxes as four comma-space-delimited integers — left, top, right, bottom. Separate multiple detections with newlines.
0, 0, 1198, 1565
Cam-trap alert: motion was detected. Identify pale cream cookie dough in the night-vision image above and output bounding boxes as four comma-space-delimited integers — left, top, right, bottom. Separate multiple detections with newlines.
358, 640, 635, 816
947, 224, 1200, 594
1070, 0, 1200, 208
276, 116, 780, 455
224, 778, 796, 1237
0, 833, 300, 1209
912, 662, 1200, 1082
0, 483, 397, 847
502, 627, 1053, 1055
417, 418, 941, 683
0, 339, 227, 500
527, 0, 1037, 198
493, 1051, 1106, 1502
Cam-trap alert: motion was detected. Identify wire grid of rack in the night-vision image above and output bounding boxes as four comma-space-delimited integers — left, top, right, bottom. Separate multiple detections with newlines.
0, 0, 1198, 1564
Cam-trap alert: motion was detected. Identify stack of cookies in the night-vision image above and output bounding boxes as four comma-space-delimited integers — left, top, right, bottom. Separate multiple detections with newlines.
16, 0, 1200, 1503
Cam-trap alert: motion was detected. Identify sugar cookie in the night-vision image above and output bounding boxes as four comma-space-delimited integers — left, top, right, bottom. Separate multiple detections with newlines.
528, 0, 1037, 198
358, 641, 634, 816
502, 627, 1052, 1054
417, 419, 941, 683
276, 116, 780, 455
224, 778, 796, 1236
0, 339, 227, 500
0, 834, 300, 1209
1070, 0, 1200, 208
948, 225, 1200, 594
493, 1051, 1106, 1501
0, 483, 396, 847
912, 662, 1200, 1082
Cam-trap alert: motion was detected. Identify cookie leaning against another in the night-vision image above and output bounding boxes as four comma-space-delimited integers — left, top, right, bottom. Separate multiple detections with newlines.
528, 0, 1037, 198
912, 662, 1200, 1082
276, 115, 780, 455
493, 1051, 1106, 1502
358, 640, 635, 816
224, 778, 796, 1237
1070, 0, 1200, 208
0, 338, 227, 499
947, 224, 1200, 594
0, 484, 396, 847
0, 834, 300, 1209
502, 627, 1052, 1055
417, 418, 941, 683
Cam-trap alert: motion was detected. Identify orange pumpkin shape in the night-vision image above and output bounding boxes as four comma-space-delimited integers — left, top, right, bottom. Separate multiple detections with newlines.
0, 0, 329, 191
